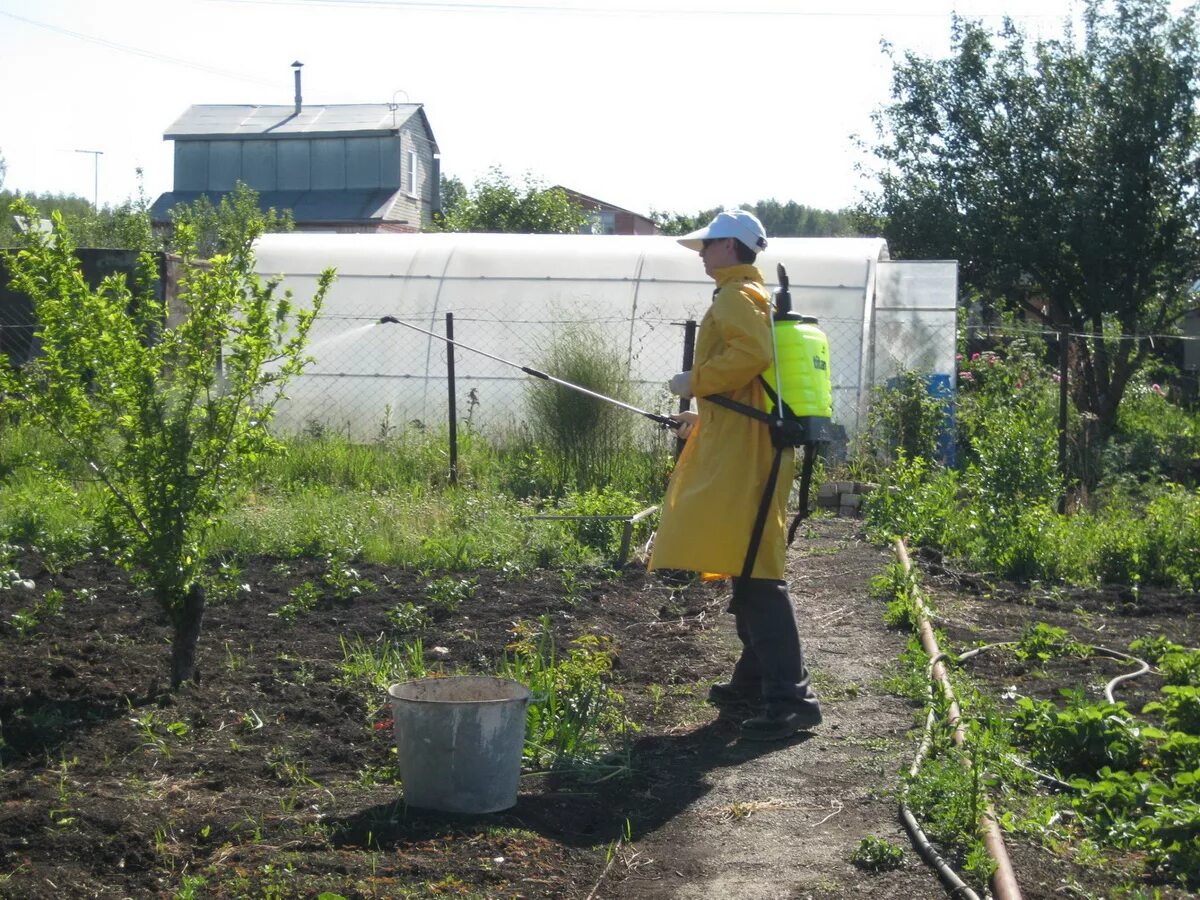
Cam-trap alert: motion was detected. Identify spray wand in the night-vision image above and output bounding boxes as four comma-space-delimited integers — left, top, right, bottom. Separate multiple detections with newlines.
377, 316, 679, 429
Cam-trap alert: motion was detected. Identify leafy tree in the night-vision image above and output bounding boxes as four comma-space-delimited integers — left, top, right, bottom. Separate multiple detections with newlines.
651, 201, 857, 237
436, 174, 467, 226
165, 181, 293, 261
863, 0, 1200, 435
0, 149, 5, 190
0, 197, 333, 688
437, 167, 589, 234
0, 190, 94, 246
649, 207, 717, 236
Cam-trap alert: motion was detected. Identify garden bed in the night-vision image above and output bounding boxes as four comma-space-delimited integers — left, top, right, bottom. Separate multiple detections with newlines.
1, 520, 1198, 898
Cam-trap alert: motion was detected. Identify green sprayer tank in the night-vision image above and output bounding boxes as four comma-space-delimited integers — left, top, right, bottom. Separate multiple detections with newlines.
761, 264, 833, 441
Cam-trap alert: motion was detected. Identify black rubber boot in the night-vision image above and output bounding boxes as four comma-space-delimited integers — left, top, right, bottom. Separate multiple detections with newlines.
706, 681, 759, 709
740, 703, 823, 741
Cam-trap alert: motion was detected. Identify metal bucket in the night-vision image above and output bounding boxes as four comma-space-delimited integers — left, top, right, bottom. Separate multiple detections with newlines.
387, 676, 531, 814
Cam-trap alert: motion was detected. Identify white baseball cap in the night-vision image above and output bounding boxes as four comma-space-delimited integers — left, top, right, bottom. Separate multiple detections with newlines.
677, 210, 768, 253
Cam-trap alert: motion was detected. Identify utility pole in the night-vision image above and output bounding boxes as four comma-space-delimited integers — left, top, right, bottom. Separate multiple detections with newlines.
75, 149, 103, 209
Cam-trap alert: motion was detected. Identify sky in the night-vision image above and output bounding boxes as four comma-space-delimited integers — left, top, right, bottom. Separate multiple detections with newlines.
0, 0, 1093, 217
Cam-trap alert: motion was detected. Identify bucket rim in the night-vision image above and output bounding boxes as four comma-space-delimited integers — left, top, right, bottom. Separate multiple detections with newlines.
387, 675, 532, 704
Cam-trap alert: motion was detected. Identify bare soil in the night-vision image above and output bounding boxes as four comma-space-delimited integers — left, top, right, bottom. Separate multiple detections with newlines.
1, 517, 1197, 899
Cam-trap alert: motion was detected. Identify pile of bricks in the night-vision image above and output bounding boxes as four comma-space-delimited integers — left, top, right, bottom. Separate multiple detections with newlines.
816, 481, 878, 518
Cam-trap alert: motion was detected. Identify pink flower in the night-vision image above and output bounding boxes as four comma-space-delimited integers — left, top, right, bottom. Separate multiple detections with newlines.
970, 352, 981, 361
956, 353, 964, 361
960, 371, 974, 382
1151, 383, 1164, 395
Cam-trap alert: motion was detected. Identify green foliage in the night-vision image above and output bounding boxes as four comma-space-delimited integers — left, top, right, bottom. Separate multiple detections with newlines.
322, 549, 373, 600
650, 200, 857, 237
1107, 382, 1200, 484
850, 835, 905, 872
904, 721, 1001, 883
1143, 686, 1200, 733
501, 616, 633, 772
1159, 650, 1200, 688
0, 467, 98, 573
523, 325, 659, 494
0, 193, 333, 685
862, 452, 958, 547
423, 575, 477, 617
868, 559, 923, 630
865, 1, 1200, 433
437, 167, 588, 234
337, 636, 428, 707
879, 637, 933, 702
1068, 768, 1200, 888
957, 353, 1061, 559
278, 581, 320, 623
1013, 622, 1089, 666
861, 370, 947, 469
165, 181, 294, 263
1142, 489, 1200, 592
385, 601, 430, 633
1129, 635, 1184, 666
1012, 690, 1146, 777
553, 486, 644, 556
0, 181, 156, 251
1032, 485, 1200, 589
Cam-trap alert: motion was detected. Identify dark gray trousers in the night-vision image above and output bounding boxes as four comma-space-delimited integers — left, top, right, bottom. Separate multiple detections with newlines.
728, 577, 821, 710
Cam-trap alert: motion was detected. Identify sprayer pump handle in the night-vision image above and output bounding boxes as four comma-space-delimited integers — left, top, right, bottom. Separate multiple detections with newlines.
776, 264, 789, 292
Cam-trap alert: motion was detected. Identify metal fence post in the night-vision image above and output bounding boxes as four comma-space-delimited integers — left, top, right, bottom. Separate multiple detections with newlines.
676, 319, 698, 458
446, 312, 458, 486
1057, 326, 1069, 513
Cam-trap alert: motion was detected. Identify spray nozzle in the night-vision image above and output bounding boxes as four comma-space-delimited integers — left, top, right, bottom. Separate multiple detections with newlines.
379, 315, 399, 324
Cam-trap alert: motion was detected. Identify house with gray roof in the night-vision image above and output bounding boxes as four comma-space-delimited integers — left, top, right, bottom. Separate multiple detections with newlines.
151, 95, 440, 233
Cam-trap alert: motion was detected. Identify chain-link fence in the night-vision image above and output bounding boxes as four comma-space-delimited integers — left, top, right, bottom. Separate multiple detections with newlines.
268, 309, 955, 452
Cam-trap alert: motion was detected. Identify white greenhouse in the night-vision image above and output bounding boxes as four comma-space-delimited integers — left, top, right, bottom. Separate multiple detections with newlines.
253, 233, 958, 442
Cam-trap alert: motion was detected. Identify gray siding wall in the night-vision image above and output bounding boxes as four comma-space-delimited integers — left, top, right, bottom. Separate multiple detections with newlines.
173, 136, 403, 193
387, 121, 437, 224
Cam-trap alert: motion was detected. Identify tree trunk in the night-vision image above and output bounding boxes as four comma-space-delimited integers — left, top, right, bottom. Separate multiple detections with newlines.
170, 582, 206, 689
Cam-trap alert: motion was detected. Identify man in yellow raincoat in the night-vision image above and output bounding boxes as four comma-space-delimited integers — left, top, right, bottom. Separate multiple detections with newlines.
649, 210, 822, 741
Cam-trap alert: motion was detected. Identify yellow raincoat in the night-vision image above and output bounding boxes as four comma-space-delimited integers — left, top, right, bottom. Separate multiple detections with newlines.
649, 264, 793, 580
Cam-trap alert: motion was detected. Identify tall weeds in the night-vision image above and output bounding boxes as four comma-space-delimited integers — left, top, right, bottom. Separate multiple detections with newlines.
522, 325, 666, 495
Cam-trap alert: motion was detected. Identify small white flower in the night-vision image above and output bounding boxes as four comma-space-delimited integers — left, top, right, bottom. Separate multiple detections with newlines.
430, 646, 451, 658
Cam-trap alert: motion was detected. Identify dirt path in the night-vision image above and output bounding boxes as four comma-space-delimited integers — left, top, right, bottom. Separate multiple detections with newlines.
605, 518, 943, 899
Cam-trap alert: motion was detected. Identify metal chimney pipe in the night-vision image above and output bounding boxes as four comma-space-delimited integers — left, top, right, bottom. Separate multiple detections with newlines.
292, 61, 303, 114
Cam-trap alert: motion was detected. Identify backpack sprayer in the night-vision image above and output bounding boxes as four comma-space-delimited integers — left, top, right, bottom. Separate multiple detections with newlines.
701, 264, 837, 580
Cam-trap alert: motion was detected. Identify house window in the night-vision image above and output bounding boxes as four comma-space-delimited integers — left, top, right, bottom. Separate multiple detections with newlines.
407, 150, 419, 197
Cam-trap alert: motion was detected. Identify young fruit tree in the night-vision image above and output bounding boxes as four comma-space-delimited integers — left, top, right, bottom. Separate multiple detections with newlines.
0, 199, 334, 688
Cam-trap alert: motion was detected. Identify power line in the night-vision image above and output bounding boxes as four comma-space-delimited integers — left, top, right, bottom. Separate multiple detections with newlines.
207, 0, 1068, 18
0, 9, 279, 87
